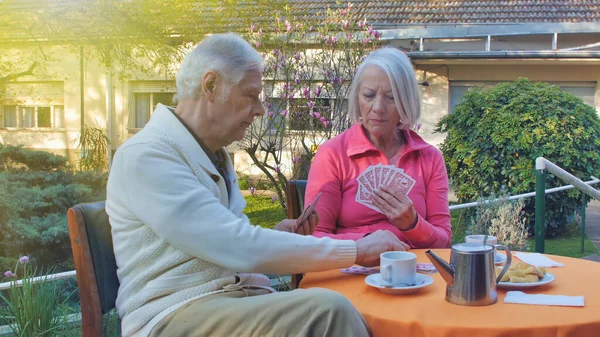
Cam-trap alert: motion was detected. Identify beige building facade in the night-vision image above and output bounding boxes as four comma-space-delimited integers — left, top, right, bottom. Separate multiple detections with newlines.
2, 2, 600, 176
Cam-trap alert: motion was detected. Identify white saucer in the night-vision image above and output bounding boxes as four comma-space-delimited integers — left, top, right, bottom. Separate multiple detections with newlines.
365, 273, 433, 295
497, 272, 556, 289
495, 253, 507, 265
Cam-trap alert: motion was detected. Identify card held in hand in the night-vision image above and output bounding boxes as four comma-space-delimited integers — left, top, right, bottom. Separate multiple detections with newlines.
355, 164, 416, 213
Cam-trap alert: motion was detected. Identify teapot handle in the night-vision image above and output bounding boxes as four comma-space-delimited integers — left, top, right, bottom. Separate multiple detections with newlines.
494, 244, 512, 284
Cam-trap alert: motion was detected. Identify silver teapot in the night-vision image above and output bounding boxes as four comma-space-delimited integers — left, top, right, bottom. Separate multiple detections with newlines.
426, 242, 512, 306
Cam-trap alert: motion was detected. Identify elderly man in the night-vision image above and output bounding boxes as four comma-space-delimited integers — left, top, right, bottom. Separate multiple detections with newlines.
106, 33, 407, 337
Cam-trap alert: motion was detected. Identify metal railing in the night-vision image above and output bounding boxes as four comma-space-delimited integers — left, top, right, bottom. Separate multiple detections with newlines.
535, 157, 600, 253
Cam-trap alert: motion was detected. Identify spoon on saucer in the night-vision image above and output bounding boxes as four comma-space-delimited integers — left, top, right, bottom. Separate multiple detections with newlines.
382, 279, 424, 288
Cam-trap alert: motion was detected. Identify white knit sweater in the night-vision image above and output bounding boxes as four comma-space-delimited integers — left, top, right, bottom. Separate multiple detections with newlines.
106, 104, 357, 337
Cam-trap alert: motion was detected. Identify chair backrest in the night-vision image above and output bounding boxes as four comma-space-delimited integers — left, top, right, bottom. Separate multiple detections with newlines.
286, 180, 308, 289
68, 201, 119, 337
286, 179, 308, 220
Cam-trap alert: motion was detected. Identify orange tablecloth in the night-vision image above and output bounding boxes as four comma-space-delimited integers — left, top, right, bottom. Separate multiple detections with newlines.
300, 249, 600, 337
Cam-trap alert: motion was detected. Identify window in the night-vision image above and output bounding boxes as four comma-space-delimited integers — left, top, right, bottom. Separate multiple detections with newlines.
130, 81, 175, 129
1, 105, 64, 128
1, 82, 64, 129
449, 81, 596, 113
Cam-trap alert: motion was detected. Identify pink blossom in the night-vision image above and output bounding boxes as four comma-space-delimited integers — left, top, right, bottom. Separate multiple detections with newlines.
348, 2, 353, 10
280, 110, 288, 117
342, 20, 349, 29
3, 270, 14, 278
285, 20, 292, 31
249, 187, 256, 195
358, 20, 364, 28
271, 196, 277, 203
303, 88, 310, 99
341, 10, 347, 16
307, 101, 314, 109
277, 17, 281, 23
373, 31, 381, 39
268, 111, 274, 118
314, 112, 321, 119
275, 165, 281, 173
292, 156, 301, 164
295, 78, 300, 85
250, 24, 256, 33
19, 256, 29, 264
255, 42, 261, 48
258, 28, 263, 36
322, 120, 330, 128
295, 52, 301, 61
314, 86, 322, 97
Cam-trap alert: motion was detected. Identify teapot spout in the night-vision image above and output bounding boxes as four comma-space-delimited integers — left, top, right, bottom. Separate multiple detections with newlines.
425, 250, 454, 286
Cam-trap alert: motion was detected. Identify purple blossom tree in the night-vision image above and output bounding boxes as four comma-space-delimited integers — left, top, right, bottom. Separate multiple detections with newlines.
241, 3, 381, 212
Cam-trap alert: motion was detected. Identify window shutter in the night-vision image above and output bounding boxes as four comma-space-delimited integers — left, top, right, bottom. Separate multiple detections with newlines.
1, 82, 64, 104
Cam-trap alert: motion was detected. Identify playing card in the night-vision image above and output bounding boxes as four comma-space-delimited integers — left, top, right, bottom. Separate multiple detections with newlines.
417, 262, 437, 274
387, 170, 416, 195
363, 167, 377, 191
373, 164, 383, 188
340, 266, 379, 275
357, 170, 375, 193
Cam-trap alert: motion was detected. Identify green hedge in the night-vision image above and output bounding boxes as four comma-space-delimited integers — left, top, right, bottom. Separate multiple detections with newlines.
436, 79, 600, 237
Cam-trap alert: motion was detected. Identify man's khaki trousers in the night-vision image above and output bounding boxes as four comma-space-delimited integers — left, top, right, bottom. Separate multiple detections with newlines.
149, 287, 372, 337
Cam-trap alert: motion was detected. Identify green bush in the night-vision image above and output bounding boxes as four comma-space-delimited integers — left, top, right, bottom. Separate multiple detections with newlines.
0, 144, 107, 271
436, 78, 600, 237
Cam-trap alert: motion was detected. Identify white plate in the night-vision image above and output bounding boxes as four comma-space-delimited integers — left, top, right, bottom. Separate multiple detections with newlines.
365, 273, 433, 295
497, 272, 556, 289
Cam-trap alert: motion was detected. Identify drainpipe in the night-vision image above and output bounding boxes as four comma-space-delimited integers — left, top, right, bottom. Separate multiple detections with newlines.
105, 68, 113, 169
408, 50, 600, 59
79, 45, 84, 130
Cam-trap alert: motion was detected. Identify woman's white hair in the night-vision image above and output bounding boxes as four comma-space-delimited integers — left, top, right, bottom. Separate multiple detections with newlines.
174, 33, 264, 103
348, 47, 421, 129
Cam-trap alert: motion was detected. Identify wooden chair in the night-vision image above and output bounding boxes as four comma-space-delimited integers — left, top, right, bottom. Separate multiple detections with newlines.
68, 201, 120, 337
286, 180, 308, 288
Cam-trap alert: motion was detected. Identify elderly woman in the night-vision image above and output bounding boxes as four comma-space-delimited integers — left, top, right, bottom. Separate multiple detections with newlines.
305, 47, 451, 248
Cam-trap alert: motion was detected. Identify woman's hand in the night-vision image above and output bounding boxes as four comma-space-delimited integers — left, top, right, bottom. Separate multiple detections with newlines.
273, 211, 319, 235
372, 185, 418, 231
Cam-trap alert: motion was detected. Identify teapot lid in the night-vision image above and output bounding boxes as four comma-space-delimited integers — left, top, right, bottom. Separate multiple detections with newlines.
452, 242, 494, 253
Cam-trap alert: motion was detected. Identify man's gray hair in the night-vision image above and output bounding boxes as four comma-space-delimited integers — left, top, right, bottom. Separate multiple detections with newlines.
174, 33, 264, 103
348, 47, 421, 129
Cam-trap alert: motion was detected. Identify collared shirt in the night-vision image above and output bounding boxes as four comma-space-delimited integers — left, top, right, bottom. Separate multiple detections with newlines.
167, 107, 231, 198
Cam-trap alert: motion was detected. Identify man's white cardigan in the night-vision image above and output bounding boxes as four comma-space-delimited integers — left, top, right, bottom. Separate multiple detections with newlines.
106, 104, 357, 337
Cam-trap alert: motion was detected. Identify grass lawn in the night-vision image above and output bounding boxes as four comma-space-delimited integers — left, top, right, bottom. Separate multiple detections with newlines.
245, 196, 600, 259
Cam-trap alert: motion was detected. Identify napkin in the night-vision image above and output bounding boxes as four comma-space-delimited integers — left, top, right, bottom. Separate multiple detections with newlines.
515, 253, 565, 268
504, 291, 584, 307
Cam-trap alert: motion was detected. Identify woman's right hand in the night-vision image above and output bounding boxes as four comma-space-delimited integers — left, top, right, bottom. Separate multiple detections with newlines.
355, 230, 410, 267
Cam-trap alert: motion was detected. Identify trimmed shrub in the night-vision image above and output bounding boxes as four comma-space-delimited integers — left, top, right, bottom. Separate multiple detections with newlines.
0, 144, 107, 271
436, 78, 600, 237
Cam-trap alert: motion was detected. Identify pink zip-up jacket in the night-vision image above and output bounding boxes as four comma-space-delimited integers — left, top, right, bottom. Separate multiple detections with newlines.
305, 124, 451, 248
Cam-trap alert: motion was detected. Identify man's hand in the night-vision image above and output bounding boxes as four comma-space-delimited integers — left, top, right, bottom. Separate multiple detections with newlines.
273, 212, 318, 235
355, 230, 410, 267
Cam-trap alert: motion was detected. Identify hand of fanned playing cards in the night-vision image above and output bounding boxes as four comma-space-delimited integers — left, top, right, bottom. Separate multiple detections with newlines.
356, 164, 416, 213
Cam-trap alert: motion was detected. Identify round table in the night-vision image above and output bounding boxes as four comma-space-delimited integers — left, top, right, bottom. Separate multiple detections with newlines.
299, 249, 600, 337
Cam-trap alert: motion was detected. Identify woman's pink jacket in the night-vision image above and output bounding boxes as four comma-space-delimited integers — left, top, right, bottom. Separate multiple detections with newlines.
305, 124, 452, 248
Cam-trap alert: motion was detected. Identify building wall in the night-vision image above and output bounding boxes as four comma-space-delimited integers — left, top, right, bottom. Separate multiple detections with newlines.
415, 63, 600, 147
3, 45, 599, 176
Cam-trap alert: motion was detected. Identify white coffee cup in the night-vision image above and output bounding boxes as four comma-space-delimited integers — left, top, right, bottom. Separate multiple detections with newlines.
466, 235, 500, 260
379, 251, 417, 287
465, 234, 497, 245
